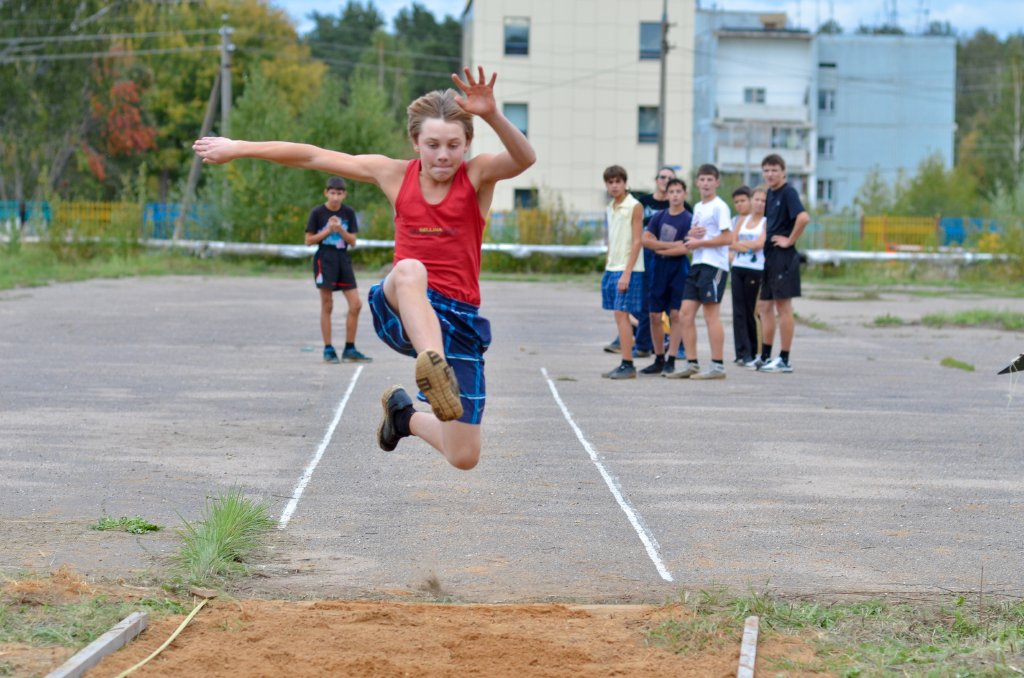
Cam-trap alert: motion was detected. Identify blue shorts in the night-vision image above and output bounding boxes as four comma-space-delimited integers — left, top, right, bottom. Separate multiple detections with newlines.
682, 263, 728, 305
648, 256, 689, 313
601, 271, 645, 314
368, 282, 491, 425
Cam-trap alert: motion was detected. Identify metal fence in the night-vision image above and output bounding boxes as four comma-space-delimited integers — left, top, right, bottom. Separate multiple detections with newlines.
1, 200, 1014, 253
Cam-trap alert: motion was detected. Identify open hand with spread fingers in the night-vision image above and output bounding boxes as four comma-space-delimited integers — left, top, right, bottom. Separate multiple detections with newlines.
451, 66, 498, 118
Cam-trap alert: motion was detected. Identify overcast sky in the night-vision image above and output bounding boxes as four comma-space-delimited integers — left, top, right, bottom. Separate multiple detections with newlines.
274, 0, 1019, 38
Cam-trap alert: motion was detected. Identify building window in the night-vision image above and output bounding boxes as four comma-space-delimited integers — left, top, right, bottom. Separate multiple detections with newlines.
514, 188, 538, 209
504, 17, 529, 56
818, 89, 836, 112
504, 103, 528, 137
816, 179, 834, 204
771, 126, 808, 150
817, 136, 834, 159
743, 87, 766, 104
819, 62, 837, 69
639, 22, 661, 60
638, 106, 659, 143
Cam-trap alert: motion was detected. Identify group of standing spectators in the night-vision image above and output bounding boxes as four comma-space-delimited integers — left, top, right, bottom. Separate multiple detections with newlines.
600, 154, 809, 380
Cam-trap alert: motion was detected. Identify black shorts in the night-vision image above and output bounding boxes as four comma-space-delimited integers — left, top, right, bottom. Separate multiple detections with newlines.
761, 247, 801, 300
313, 248, 356, 291
682, 263, 728, 304
648, 256, 688, 313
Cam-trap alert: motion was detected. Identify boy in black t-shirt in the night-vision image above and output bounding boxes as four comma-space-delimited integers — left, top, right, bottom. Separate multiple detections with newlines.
305, 176, 372, 364
758, 154, 809, 373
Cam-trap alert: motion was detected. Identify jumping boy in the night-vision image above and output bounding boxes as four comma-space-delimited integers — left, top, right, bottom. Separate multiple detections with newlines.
667, 163, 733, 380
193, 67, 536, 470
600, 165, 645, 380
640, 178, 692, 376
728, 185, 766, 366
305, 176, 372, 364
759, 154, 809, 373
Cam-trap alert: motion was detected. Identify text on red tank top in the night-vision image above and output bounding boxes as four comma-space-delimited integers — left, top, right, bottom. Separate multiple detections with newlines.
393, 159, 486, 306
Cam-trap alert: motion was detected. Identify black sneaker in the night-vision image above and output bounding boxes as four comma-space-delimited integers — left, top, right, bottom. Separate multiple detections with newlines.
607, 363, 637, 380
640, 358, 665, 375
377, 385, 413, 452
661, 361, 675, 376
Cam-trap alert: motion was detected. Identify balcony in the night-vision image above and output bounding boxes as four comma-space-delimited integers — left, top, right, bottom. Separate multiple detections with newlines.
715, 146, 813, 174
716, 103, 810, 124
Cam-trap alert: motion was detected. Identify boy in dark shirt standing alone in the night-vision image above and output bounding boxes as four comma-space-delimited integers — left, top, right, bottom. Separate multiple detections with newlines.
305, 176, 372, 364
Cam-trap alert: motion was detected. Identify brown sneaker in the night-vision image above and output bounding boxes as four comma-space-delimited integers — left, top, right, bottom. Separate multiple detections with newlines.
415, 350, 463, 421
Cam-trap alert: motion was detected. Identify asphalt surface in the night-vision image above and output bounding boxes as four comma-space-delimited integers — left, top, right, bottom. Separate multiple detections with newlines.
1, 275, 1021, 602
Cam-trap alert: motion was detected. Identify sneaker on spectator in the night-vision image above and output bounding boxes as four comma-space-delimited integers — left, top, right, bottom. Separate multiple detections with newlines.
759, 356, 793, 373
661, 361, 676, 377
342, 347, 373, 363
640, 358, 665, 375
691, 364, 726, 380
664, 362, 699, 379
323, 346, 340, 364
606, 363, 637, 380
745, 356, 765, 370
603, 337, 621, 354
633, 348, 651, 358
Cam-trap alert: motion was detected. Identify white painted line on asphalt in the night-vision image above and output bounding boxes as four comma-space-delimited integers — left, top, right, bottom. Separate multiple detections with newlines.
540, 367, 674, 582
737, 615, 760, 677
278, 365, 364, 529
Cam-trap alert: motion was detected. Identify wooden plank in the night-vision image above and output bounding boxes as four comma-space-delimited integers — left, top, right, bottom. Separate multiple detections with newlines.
45, 611, 149, 678
736, 615, 759, 678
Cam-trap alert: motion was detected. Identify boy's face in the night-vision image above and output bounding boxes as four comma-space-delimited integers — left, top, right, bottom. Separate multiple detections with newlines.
696, 173, 719, 199
324, 188, 345, 209
762, 163, 785, 189
605, 177, 627, 199
666, 183, 686, 207
655, 170, 675, 193
732, 194, 750, 215
752, 191, 766, 214
413, 117, 469, 183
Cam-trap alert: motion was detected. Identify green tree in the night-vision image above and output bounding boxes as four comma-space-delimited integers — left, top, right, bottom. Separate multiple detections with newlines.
392, 3, 462, 97
892, 153, 980, 216
306, 1, 385, 84
853, 166, 899, 214
817, 19, 843, 35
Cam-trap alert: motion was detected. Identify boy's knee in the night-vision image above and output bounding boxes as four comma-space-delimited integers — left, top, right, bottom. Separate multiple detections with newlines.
348, 299, 363, 314
447, 444, 480, 471
391, 258, 428, 285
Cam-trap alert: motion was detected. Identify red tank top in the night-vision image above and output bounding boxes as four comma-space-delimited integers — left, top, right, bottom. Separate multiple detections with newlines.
393, 159, 486, 306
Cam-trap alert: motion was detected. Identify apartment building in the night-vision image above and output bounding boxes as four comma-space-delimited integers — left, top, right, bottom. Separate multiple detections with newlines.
461, 0, 696, 212
693, 10, 816, 196
693, 9, 955, 211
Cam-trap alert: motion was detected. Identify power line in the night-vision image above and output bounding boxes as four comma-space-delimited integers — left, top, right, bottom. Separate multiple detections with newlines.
0, 45, 220, 64
0, 28, 220, 45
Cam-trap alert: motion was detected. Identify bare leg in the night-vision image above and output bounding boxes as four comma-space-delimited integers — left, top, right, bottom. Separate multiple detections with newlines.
666, 309, 682, 357
776, 297, 795, 351
703, 302, 724, 361
648, 312, 664, 355
680, 300, 699, 362
755, 299, 771, 355
318, 288, 333, 346
761, 300, 778, 351
341, 287, 362, 344
382, 259, 443, 354
615, 310, 634, 361
409, 415, 481, 470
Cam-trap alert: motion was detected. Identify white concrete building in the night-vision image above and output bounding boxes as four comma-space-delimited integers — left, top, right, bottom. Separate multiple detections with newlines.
461, 0, 696, 213
693, 10, 815, 195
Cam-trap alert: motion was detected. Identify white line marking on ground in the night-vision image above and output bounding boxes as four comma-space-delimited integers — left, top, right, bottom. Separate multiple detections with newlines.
278, 365, 364, 529
737, 615, 760, 677
540, 367, 674, 582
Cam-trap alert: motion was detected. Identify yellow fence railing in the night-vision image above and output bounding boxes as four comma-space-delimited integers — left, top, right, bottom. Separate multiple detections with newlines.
861, 215, 938, 249
52, 201, 142, 238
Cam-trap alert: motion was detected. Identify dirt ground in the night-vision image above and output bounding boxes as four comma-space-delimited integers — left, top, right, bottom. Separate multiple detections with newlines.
2, 570, 822, 677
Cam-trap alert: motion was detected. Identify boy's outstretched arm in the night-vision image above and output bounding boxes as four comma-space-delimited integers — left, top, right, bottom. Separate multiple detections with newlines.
191, 138, 404, 195
455, 67, 536, 183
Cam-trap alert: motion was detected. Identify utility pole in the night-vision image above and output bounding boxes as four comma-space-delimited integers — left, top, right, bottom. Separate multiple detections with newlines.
656, 0, 669, 170
219, 19, 234, 137
174, 71, 221, 241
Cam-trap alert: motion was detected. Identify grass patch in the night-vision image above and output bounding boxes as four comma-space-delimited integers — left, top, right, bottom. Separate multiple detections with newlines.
921, 309, 1024, 331
872, 313, 905, 327
941, 356, 976, 371
174, 488, 274, 587
90, 516, 160, 534
647, 588, 1024, 675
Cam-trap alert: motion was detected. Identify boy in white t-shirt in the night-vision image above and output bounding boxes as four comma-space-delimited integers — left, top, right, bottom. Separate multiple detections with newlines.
666, 164, 734, 380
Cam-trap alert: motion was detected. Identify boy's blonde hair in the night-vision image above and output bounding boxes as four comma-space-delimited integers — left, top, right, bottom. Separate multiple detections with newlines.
407, 89, 474, 144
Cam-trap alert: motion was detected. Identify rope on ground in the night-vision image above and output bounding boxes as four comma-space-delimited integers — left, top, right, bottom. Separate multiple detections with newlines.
113, 594, 211, 678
